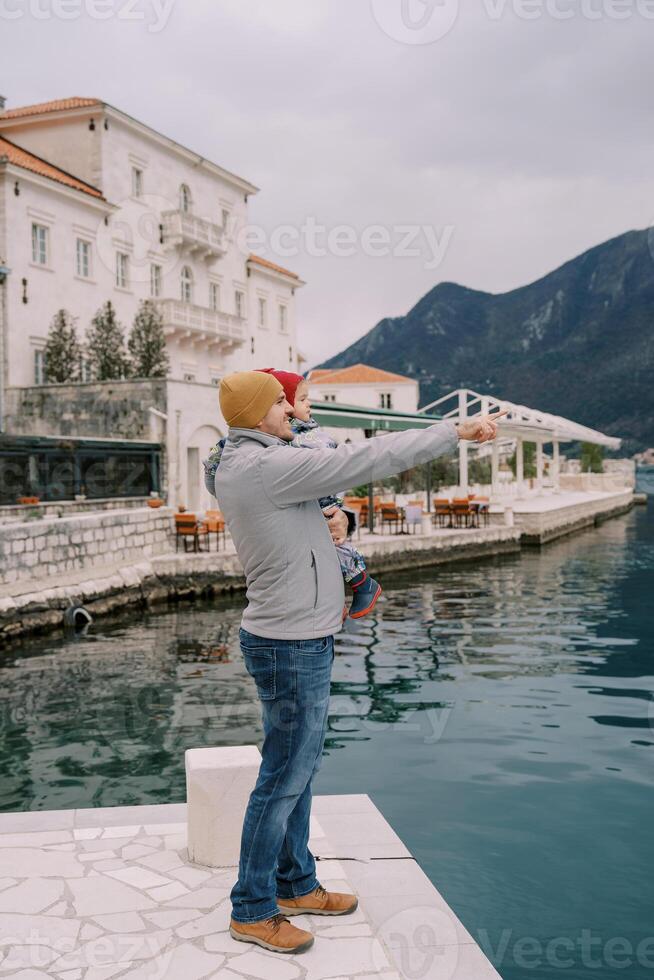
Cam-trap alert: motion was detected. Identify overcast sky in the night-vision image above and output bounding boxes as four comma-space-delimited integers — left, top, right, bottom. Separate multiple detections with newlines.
2, 0, 652, 366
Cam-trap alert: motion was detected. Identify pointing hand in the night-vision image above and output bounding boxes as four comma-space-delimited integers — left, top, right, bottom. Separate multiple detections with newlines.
455, 409, 509, 443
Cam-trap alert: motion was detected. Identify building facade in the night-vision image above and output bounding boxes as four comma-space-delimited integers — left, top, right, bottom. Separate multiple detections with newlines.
0, 96, 304, 509
303, 364, 420, 447
307, 364, 419, 414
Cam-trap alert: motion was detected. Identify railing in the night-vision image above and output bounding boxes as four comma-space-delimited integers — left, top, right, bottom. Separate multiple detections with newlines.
161, 210, 225, 257
156, 299, 245, 342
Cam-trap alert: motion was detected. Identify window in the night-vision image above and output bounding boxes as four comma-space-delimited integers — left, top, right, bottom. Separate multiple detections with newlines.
76, 238, 91, 278
150, 263, 162, 298
210, 374, 220, 386
379, 392, 393, 410
209, 282, 221, 311
324, 393, 337, 403
116, 251, 129, 289
180, 184, 192, 213
221, 208, 230, 230
132, 167, 143, 198
34, 348, 46, 384
258, 297, 267, 328
180, 266, 193, 304
279, 304, 287, 333
183, 372, 196, 383
31, 223, 48, 265
235, 289, 244, 318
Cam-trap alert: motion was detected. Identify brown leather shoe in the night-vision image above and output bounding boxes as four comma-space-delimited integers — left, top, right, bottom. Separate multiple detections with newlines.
229, 912, 314, 953
277, 883, 358, 916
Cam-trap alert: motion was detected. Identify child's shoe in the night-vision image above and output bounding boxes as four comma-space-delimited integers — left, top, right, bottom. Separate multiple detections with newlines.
348, 571, 382, 619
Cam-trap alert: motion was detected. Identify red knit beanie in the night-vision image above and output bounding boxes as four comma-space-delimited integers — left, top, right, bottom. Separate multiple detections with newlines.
256, 368, 305, 406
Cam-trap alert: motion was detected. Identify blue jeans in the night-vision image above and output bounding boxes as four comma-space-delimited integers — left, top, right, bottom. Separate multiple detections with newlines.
230, 626, 335, 924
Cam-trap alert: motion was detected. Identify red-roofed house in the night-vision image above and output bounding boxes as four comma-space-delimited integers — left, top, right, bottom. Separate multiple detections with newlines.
307, 363, 419, 414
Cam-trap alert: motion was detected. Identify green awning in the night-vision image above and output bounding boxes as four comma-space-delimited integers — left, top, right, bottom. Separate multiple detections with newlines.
311, 401, 444, 432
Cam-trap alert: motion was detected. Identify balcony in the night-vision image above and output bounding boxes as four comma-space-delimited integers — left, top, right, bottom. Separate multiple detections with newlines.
161, 210, 226, 260
156, 299, 245, 351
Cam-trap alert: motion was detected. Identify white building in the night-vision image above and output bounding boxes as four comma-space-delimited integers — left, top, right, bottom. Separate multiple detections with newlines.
0, 95, 304, 509
308, 364, 419, 413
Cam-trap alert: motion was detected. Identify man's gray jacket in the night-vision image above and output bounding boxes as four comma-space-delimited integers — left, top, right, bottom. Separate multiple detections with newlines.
212, 420, 460, 639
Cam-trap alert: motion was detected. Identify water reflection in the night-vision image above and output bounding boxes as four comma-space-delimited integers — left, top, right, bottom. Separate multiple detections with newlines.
0, 508, 652, 815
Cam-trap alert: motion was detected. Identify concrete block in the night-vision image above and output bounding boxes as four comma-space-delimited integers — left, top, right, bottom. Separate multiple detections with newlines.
185, 745, 262, 868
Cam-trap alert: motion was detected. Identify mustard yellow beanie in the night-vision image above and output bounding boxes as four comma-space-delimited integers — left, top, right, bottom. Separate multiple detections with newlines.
219, 371, 283, 429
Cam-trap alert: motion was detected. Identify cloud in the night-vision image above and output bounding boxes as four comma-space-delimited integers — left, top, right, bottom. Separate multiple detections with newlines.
1, 0, 651, 365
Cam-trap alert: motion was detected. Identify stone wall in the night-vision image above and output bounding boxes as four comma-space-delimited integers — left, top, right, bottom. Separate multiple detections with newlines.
603, 458, 636, 488
4, 379, 167, 440
0, 496, 153, 526
0, 507, 175, 587
559, 473, 631, 492
560, 457, 635, 488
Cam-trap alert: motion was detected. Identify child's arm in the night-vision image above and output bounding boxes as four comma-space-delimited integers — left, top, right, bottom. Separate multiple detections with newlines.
202, 439, 227, 496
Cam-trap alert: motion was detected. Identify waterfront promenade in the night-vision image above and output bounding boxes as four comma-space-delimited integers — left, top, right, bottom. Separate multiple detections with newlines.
0, 488, 635, 644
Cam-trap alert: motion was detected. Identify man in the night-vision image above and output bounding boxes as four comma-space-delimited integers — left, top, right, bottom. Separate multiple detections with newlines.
210, 370, 506, 955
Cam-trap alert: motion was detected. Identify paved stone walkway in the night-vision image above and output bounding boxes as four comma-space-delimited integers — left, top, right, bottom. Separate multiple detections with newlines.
0, 796, 502, 979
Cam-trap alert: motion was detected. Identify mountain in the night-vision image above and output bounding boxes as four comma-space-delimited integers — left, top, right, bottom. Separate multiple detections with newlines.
318, 228, 654, 453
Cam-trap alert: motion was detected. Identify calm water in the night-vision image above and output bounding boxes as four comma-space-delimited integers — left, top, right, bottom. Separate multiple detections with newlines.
1, 505, 653, 979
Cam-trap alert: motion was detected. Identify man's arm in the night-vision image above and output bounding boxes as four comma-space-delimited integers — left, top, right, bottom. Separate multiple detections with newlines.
261, 420, 460, 506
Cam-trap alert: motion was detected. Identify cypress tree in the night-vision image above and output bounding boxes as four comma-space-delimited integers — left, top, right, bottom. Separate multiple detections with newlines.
44, 309, 81, 383
86, 301, 130, 380
128, 300, 170, 378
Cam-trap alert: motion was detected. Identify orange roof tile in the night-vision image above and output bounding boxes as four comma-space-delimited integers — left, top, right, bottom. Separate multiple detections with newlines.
0, 97, 101, 120
309, 363, 416, 385
248, 254, 300, 280
0, 135, 105, 199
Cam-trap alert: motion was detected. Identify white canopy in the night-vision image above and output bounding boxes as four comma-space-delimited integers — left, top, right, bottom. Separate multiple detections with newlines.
419, 388, 621, 450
